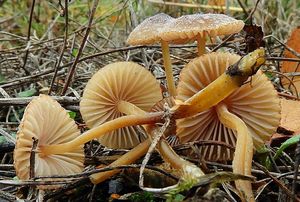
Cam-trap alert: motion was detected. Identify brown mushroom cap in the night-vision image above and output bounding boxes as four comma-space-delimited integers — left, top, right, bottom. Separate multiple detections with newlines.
80, 62, 162, 149
14, 95, 84, 181
176, 52, 280, 161
160, 13, 244, 44
127, 13, 174, 45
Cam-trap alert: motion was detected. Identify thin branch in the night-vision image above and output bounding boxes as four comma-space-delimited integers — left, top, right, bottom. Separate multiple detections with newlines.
61, 0, 100, 95
0, 96, 79, 106
21, 0, 36, 75
48, 0, 69, 95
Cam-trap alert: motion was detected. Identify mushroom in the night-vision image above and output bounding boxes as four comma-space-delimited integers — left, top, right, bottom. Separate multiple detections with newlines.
14, 95, 84, 186
176, 52, 280, 201
38, 49, 267, 157
161, 13, 244, 56
127, 13, 177, 96
80, 61, 162, 149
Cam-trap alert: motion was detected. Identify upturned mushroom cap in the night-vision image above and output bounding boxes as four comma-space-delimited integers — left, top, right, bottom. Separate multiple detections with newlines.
160, 13, 244, 44
127, 13, 174, 45
176, 52, 280, 161
80, 62, 162, 149
14, 95, 84, 181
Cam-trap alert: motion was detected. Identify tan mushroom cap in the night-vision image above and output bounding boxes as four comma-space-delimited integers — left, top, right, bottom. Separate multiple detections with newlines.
127, 13, 174, 45
161, 13, 244, 44
80, 62, 162, 149
14, 95, 84, 181
176, 52, 280, 161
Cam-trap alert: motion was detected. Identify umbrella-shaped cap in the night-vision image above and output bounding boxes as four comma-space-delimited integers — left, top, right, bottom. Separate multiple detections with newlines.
14, 95, 84, 181
176, 52, 280, 161
127, 13, 174, 45
80, 62, 162, 149
161, 13, 244, 44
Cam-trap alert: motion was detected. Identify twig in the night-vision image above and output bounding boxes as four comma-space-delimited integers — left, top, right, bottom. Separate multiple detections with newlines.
236, 0, 249, 16
265, 36, 300, 59
29, 138, 38, 179
21, 0, 36, 75
48, 0, 69, 95
0, 128, 16, 144
0, 69, 65, 89
263, 70, 299, 98
254, 162, 300, 202
0, 96, 79, 106
267, 57, 300, 62
61, 0, 100, 95
211, 34, 236, 52
245, 0, 262, 23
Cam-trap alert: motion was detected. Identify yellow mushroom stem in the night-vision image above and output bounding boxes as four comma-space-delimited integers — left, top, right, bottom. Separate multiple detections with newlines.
171, 47, 266, 118
216, 103, 254, 202
117, 100, 147, 115
39, 112, 164, 156
38, 49, 266, 159
196, 34, 206, 56
91, 100, 203, 184
161, 40, 177, 96
146, 125, 204, 177
90, 138, 151, 184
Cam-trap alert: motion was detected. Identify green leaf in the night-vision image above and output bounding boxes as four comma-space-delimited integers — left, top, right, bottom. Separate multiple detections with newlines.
68, 111, 77, 119
0, 73, 5, 83
256, 145, 270, 154
72, 48, 79, 57
17, 88, 37, 97
173, 194, 185, 202
274, 134, 300, 160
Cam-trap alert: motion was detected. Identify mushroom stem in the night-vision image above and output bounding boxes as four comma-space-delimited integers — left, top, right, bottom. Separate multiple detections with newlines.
92, 101, 203, 184
216, 103, 254, 202
148, 125, 204, 176
39, 112, 163, 156
117, 100, 147, 115
196, 34, 206, 56
161, 40, 177, 96
172, 48, 266, 118
90, 138, 151, 184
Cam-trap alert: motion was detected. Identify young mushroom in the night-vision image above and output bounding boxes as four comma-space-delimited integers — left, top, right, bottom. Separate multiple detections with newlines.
127, 13, 177, 96
176, 51, 280, 201
14, 95, 84, 186
80, 61, 162, 149
161, 13, 244, 56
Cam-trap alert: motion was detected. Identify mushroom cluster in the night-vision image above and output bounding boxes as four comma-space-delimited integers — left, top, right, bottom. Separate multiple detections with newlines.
13, 12, 279, 202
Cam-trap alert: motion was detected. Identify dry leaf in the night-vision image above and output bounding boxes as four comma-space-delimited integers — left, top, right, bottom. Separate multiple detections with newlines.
279, 98, 300, 134
281, 27, 300, 94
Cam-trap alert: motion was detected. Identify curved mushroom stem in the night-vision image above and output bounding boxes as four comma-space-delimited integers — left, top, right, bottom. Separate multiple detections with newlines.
147, 125, 204, 177
171, 47, 266, 118
39, 112, 164, 156
216, 103, 254, 202
196, 34, 206, 56
117, 100, 147, 115
161, 40, 177, 97
91, 100, 203, 184
90, 138, 151, 184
